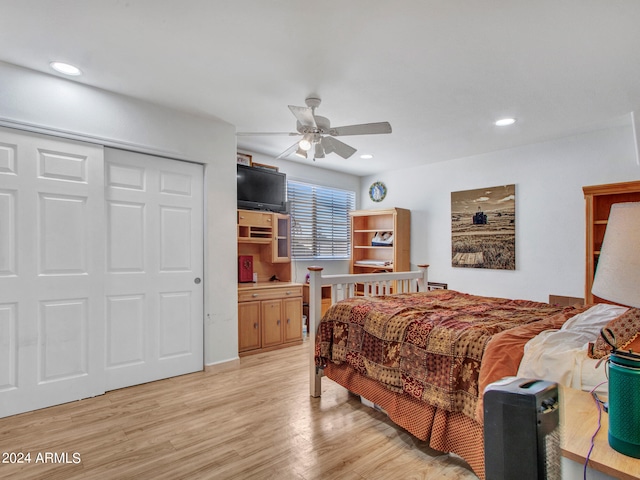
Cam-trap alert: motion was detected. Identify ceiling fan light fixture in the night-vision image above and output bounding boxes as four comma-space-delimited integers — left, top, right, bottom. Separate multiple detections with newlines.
295, 146, 307, 159
50, 61, 82, 76
495, 117, 516, 127
299, 134, 313, 151
299, 139, 311, 151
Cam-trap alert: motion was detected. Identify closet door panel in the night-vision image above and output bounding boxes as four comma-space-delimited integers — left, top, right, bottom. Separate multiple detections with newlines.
0, 126, 105, 418
104, 149, 204, 391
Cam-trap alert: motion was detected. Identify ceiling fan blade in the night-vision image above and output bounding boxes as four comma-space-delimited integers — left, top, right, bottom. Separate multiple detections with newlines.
275, 142, 300, 159
329, 122, 392, 136
288, 105, 317, 128
236, 132, 299, 136
321, 136, 356, 159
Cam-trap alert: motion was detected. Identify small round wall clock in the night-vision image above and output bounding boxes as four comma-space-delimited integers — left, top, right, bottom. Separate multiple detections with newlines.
369, 181, 387, 202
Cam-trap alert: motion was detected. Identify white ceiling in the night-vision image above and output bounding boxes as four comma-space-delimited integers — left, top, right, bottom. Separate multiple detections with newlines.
2, 0, 640, 176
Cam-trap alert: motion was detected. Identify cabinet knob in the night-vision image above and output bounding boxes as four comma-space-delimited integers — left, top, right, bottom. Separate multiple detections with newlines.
287, 318, 290, 324
286, 291, 291, 295
277, 319, 281, 325
252, 293, 258, 297
253, 322, 258, 329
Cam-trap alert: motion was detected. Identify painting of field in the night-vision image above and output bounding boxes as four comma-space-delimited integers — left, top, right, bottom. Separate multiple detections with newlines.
451, 184, 516, 270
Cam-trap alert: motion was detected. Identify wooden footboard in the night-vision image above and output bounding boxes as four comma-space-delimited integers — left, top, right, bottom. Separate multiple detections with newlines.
307, 264, 429, 397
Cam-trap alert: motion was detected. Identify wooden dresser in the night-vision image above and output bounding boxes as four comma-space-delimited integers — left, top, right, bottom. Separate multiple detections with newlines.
583, 180, 640, 304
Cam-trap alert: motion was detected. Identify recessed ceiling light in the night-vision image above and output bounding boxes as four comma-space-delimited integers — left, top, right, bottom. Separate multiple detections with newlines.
50, 61, 82, 76
360, 154, 374, 159
495, 118, 516, 127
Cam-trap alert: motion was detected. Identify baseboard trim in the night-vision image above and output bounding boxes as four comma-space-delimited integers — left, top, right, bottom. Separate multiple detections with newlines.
205, 358, 241, 374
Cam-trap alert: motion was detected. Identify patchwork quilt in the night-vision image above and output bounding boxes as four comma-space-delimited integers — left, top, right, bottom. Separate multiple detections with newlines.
315, 289, 574, 419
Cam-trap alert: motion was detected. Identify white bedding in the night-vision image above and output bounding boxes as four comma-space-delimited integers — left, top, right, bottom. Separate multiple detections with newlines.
517, 303, 628, 395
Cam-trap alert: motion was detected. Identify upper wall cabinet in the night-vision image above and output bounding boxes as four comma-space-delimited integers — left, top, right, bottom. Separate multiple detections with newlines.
272, 213, 291, 263
237, 210, 274, 244
237, 209, 291, 282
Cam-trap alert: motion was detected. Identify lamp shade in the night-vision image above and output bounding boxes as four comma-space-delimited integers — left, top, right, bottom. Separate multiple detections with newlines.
591, 202, 640, 308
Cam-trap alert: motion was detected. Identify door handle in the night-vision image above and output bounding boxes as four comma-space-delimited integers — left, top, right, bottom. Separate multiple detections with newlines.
194, 277, 201, 284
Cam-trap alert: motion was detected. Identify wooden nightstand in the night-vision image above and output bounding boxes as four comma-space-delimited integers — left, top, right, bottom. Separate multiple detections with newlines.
561, 386, 640, 480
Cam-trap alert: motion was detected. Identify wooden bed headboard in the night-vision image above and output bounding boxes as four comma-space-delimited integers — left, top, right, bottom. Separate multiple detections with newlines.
306, 264, 429, 397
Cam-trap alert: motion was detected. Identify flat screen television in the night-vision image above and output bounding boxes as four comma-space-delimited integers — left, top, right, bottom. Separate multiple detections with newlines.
237, 163, 287, 212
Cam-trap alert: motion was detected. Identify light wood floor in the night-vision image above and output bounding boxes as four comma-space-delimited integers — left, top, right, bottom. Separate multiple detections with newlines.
0, 339, 478, 480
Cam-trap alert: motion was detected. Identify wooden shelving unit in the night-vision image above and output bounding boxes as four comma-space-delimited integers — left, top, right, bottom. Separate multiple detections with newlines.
237, 210, 292, 281
583, 180, 640, 304
237, 209, 302, 356
350, 207, 411, 277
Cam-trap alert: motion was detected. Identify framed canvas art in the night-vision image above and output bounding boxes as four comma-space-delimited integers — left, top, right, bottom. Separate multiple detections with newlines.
451, 184, 516, 270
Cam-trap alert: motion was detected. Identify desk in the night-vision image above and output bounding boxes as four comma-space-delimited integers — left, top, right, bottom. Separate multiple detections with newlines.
562, 387, 640, 480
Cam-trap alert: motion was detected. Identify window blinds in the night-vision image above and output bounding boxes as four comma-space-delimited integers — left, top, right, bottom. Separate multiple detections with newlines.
287, 180, 355, 260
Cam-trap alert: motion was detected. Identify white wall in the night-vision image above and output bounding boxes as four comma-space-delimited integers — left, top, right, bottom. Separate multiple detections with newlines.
360, 120, 640, 302
11, 52, 635, 371
0, 61, 238, 366
240, 151, 361, 282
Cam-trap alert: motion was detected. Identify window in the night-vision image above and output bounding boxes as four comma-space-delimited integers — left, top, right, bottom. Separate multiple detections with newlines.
287, 180, 356, 260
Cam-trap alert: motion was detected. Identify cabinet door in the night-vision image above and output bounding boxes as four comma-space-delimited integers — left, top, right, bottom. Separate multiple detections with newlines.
283, 298, 302, 342
238, 301, 261, 352
272, 214, 290, 263
262, 299, 283, 347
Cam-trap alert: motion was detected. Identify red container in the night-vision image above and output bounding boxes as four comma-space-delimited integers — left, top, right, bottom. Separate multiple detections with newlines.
238, 255, 253, 283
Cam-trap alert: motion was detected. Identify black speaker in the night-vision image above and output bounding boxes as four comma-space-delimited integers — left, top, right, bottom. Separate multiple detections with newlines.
484, 378, 561, 480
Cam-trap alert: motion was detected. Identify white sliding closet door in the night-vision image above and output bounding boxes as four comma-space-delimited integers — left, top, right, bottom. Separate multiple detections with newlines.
0, 126, 105, 418
104, 149, 204, 391
0, 128, 205, 418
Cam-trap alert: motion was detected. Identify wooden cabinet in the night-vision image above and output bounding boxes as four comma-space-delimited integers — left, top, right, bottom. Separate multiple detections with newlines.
262, 299, 283, 347
237, 209, 300, 355
272, 213, 291, 263
350, 208, 411, 275
283, 297, 302, 342
238, 284, 303, 355
583, 180, 640, 304
237, 210, 274, 243
237, 209, 291, 283
238, 301, 261, 352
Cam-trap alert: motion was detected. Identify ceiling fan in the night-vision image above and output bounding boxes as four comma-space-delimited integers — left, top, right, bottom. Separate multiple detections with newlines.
237, 96, 392, 160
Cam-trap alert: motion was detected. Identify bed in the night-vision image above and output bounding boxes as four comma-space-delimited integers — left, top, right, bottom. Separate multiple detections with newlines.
306, 266, 633, 479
